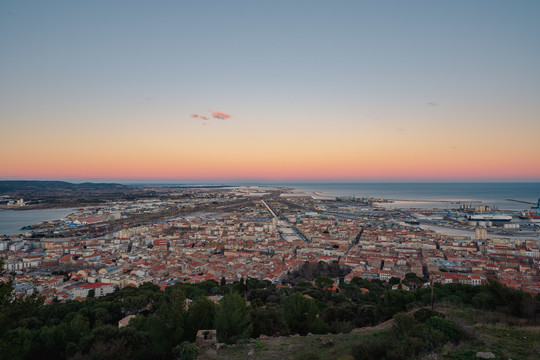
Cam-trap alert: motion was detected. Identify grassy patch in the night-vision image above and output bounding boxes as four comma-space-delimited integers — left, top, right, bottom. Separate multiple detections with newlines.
441, 326, 540, 360
441, 349, 481, 360
198, 332, 370, 360
198, 305, 540, 360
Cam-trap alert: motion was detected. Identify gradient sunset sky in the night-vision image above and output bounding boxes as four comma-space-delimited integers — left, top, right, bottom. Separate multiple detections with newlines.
1, 1, 539, 182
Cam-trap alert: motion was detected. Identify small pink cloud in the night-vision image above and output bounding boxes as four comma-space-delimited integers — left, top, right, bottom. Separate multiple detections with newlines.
212, 111, 231, 120
191, 110, 231, 120
146, 97, 152, 101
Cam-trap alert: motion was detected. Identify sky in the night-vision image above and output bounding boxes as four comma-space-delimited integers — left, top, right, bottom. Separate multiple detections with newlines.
1, 1, 540, 182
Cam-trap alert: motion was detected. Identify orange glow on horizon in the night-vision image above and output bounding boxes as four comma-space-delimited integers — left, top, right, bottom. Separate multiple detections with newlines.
2, 107, 539, 182
3, 156, 539, 182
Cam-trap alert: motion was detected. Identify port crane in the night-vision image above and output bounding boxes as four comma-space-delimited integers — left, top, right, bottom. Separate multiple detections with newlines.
505, 198, 540, 218
506, 198, 540, 208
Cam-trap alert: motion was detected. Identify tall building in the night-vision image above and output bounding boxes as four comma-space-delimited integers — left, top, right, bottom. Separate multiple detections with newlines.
475, 227, 487, 240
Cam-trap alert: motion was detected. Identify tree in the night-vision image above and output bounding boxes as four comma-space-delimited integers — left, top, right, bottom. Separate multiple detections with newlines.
322, 304, 356, 333
74, 325, 151, 360
185, 296, 216, 341
161, 286, 186, 338
380, 290, 415, 319
315, 276, 334, 289
0, 281, 44, 333
484, 279, 534, 318
198, 279, 219, 293
472, 292, 494, 316
238, 277, 246, 294
123, 294, 149, 313
356, 305, 378, 327
131, 286, 186, 357
63, 312, 90, 343
215, 292, 251, 344
404, 272, 426, 285
251, 304, 289, 337
281, 292, 319, 335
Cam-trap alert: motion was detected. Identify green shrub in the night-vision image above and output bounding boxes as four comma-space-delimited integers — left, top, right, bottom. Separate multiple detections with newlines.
425, 316, 464, 343
387, 336, 425, 360
392, 313, 418, 337
328, 320, 354, 334
172, 341, 198, 360
413, 308, 445, 323
351, 335, 388, 360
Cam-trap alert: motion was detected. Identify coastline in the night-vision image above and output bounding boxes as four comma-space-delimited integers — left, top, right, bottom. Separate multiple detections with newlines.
1, 204, 85, 211
285, 182, 539, 211
0, 208, 76, 236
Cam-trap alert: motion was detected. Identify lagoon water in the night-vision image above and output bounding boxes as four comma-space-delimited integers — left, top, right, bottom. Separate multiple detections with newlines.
0, 208, 75, 236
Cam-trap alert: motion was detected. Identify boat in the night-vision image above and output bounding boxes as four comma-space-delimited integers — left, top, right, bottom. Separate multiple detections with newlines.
519, 210, 540, 221
467, 213, 512, 223
508, 198, 540, 221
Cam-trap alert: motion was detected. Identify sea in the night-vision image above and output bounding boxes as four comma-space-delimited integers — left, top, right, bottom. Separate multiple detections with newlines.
283, 182, 540, 211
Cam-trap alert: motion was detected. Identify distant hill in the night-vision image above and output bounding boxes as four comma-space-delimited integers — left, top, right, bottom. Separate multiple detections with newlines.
0, 180, 128, 193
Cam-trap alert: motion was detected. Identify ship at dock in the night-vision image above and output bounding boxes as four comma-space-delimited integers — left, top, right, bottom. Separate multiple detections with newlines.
467, 213, 512, 223
507, 198, 540, 222
458, 204, 513, 224
519, 210, 540, 221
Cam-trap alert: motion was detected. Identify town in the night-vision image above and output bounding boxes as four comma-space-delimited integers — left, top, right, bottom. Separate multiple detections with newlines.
2, 186, 539, 303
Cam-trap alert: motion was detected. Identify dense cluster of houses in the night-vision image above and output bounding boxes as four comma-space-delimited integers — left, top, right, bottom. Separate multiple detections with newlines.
2, 197, 539, 303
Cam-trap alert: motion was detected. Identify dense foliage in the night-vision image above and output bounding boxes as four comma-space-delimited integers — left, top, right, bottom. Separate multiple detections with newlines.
1, 268, 539, 359
351, 311, 465, 360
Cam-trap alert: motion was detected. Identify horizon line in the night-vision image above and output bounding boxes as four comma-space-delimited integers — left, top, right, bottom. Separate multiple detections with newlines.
2, 178, 540, 185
